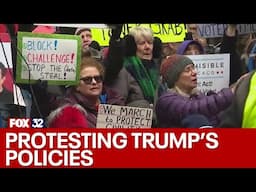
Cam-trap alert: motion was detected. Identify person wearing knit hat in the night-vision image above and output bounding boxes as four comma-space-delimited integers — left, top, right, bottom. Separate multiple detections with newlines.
181, 114, 213, 128
75, 27, 93, 49
156, 54, 236, 128
75, 27, 91, 35
160, 54, 194, 88
47, 104, 88, 128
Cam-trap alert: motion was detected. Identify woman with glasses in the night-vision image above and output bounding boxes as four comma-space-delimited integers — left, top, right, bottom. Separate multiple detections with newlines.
47, 57, 125, 128
155, 54, 238, 128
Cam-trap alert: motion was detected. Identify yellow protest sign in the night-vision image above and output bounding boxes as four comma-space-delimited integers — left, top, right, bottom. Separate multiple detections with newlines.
91, 24, 186, 46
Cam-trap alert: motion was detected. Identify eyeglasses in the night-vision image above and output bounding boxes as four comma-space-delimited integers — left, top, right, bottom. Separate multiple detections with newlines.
80, 75, 103, 84
183, 65, 196, 73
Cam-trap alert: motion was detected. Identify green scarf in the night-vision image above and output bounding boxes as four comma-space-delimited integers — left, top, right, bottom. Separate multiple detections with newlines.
123, 56, 158, 104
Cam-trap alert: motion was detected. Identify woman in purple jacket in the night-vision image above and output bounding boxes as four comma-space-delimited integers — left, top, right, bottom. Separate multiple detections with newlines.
155, 54, 236, 128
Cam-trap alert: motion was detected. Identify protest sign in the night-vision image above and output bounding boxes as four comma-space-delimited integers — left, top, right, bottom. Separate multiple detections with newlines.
16, 32, 82, 85
96, 104, 153, 128
187, 53, 230, 93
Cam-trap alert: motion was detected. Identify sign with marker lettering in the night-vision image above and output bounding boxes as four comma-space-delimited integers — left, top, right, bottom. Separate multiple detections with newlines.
34, 23, 187, 45
16, 32, 82, 85
91, 24, 186, 46
96, 104, 153, 128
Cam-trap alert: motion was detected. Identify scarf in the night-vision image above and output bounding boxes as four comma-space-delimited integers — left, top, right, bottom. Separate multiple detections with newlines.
123, 56, 158, 104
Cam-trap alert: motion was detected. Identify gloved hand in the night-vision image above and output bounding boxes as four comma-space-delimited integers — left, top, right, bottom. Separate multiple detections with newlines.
32, 79, 49, 99
153, 36, 162, 59
30, 79, 49, 118
184, 32, 193, 40
123, 34, 137, 57
110, 24, 123, 41
89, 40, 101, 51
36, 79, 48, 89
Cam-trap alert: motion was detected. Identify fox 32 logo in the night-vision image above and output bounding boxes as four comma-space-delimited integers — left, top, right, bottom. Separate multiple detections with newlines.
9, 118, 45, 128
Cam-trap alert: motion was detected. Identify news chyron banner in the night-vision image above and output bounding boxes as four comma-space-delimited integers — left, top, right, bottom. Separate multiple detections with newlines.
1, 118, 256, 168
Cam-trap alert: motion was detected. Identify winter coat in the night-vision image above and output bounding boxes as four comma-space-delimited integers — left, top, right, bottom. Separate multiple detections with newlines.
220, 29, 243, 85
156, 88, 234, 127
56, 85, 125, 128
107, 67, 150, 107
104, 38, 161, 109
219, 71, 254, 127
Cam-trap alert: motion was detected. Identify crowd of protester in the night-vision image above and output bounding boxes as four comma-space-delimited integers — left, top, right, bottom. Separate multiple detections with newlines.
0, 23, 255, 128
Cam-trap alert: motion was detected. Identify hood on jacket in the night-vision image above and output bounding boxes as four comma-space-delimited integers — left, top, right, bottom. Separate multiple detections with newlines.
177, 40, 204, 55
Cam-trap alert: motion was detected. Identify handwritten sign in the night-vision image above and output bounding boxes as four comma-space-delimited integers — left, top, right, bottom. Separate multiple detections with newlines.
92, 23, 186, 46
16, 32, 82, 85
35, 23, 187, 45
96, 104, 153, 128
187, 54, 230, 94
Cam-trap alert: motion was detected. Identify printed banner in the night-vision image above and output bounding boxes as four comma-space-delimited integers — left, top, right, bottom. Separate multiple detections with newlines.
1, 126, 256, 168
198, 24, 256, 38
187, 54, 230, 94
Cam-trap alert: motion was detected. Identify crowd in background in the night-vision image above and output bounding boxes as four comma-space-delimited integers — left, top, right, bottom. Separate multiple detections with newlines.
0, 23, 256, 128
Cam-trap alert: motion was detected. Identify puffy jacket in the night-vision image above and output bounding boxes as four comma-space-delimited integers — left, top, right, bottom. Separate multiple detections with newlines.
156, 88, 233, 127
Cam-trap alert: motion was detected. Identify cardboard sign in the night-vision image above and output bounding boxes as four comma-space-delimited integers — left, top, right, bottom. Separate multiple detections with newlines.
96, 104, 153, 128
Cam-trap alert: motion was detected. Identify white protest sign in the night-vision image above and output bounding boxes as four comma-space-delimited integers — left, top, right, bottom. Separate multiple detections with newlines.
0, 38, 13, 68
13, 85, 25, 106
16, 32, 81, 85
0, 33, 15, 104
187, 54, 230, 94
96, 104, 153, 128
197, 24, 256, 38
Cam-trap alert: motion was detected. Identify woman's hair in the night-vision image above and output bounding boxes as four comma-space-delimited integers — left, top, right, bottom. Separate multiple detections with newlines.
80, 57, 105, 79
81, 47, 102, 60
129, 26, 154, 43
